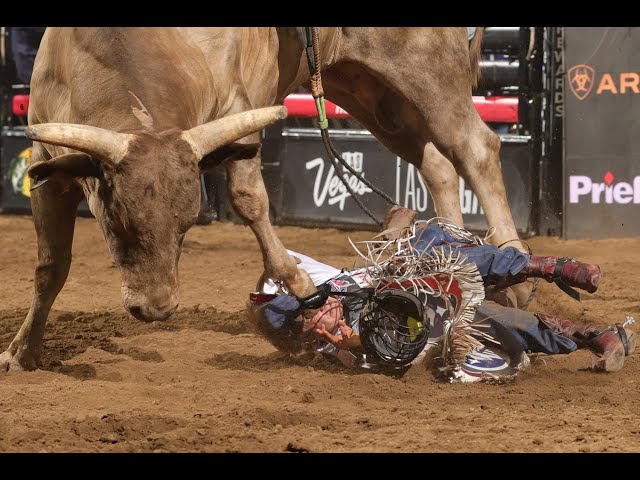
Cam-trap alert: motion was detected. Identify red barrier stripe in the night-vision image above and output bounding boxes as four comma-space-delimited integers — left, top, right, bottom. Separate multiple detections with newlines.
12, 93, 519, 123
472, 96, 519, 123
283, 93, 352, 119
283, 93, 518, 123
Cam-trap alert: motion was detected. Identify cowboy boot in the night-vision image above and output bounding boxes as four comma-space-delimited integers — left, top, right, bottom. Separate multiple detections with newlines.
488, 256, 602, 296
522, 256, 602, 293
536, 312, 636, 372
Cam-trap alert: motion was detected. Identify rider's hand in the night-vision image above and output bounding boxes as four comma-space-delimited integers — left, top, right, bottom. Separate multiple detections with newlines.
314, 319, 363, 351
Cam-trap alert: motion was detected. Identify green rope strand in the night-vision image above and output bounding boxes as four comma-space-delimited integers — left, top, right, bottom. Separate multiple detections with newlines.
314, 95, 329, 130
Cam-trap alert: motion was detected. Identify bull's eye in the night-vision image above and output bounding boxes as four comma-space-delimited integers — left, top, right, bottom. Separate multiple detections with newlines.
144, 184, 154, 198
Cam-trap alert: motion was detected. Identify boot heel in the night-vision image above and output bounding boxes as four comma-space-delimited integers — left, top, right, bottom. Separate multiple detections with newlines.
594, 340, 626, 373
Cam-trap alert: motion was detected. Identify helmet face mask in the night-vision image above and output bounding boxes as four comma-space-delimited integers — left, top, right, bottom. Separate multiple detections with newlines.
359, 290, 430, 369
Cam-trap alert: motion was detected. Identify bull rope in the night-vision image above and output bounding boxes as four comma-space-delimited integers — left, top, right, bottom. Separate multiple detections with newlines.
303, 27, 398, 227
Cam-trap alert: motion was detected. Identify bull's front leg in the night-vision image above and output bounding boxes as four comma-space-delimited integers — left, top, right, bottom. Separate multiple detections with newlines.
0, 174, 83, 371
225, 149, 316, 298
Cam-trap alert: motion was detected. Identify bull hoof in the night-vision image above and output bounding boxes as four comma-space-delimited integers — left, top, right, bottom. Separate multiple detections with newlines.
196, 209, 216, 226
0, 350, 38, 373
286, 274, 317, 299
381, 206, 416, 240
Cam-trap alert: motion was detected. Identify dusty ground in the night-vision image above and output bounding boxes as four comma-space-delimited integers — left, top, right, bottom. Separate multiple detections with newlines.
0, 214, 639, 453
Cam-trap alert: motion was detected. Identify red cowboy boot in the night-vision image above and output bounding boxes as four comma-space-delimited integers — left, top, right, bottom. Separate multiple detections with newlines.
522, 256, 602, 293
536, 312, 636, 372
488, 256, 602, 299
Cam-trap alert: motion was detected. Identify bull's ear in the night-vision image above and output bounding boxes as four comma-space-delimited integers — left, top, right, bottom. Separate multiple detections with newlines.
27, 153, 101, 181
198, 142, 261, 172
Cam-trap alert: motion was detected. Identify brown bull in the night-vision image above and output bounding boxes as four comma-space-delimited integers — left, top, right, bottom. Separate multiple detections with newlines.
0, 27, 525, 371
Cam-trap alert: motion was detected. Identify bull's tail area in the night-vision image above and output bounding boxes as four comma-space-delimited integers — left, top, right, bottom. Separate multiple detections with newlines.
469, 27, 484, 88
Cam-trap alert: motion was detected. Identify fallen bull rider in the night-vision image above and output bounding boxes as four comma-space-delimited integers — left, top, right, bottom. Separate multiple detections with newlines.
249, 207, 636, 383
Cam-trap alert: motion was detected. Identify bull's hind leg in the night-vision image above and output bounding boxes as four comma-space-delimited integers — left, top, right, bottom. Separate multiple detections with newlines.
417, 143, 464, 227
0, 146, 83, 371
322, 57, 531, 306
321, 69, 464, 228
224, 138, 316, 298
439, 119, 521, 249
332, 27, 530, 305
429, 104, 533, 306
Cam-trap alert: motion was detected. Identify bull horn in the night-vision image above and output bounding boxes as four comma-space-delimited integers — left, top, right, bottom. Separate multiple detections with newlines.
25, 123, 134, 166
182, 106, 287, 159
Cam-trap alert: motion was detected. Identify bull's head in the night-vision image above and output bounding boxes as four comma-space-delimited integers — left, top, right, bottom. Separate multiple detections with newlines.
25, 106, 286, 322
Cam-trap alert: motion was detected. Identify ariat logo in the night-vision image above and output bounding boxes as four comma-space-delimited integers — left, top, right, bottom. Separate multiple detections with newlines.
568, 64, 640, 100
568, 64, 595, 100
569, 171, 640, 204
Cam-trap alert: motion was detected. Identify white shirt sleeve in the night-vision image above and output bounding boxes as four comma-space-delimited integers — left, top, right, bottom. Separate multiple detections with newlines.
258, 249, 342, 294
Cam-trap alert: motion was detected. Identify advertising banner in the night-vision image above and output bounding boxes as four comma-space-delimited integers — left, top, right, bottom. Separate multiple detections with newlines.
1, 127, 92, 215
1, 128, 35, 213
270, 128, 534, 234
564, 27, 640, 239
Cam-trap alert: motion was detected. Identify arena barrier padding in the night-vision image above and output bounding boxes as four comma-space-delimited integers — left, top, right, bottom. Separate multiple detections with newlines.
244, 124, 535, 234
283, 93, 519, 124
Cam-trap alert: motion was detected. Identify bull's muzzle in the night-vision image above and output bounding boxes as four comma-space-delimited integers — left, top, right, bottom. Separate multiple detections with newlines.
122, 286, 179, 322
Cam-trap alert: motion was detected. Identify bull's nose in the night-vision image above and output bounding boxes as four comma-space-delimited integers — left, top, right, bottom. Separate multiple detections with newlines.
127, 303, 179, 322
128, 305, 144, 320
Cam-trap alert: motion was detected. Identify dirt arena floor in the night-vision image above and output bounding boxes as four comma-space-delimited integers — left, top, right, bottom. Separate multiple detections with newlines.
1, 214, 639, 453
